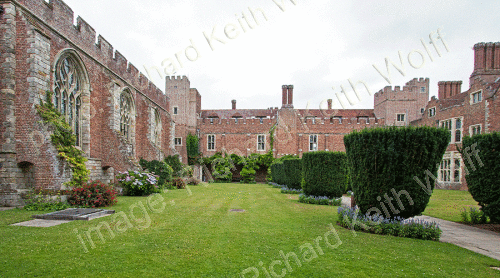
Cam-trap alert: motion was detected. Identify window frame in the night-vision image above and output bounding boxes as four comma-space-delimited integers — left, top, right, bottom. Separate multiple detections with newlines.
119, 91, 134, 142
309, 134, 318, 152
428, 107, 436, 117
257, 134, 266, 151
471, 90, 483, 105
207, 134, 215, 151
470, 124, 482, 136
173, 106, 178, 115
54, 55, 83, 147
396, 114, 406, 122
174, 137, 182, 146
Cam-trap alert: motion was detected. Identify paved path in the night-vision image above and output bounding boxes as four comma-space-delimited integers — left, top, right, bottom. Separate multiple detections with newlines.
340, 198, 500, 261
415, 215, 500, 261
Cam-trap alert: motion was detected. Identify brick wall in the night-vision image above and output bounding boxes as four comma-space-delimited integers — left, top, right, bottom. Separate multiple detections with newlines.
0, 0, 174, 206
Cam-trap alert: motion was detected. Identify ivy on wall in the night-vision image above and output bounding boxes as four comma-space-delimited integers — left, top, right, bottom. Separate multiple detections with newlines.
36, 91, 89, 187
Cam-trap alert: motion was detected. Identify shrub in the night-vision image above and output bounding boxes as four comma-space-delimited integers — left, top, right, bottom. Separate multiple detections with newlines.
301, 151, 348, 199
139, 159, 173, 187
240, 167, 257, 183
23, 191, 71, 211
69, 181, 118, 208
117, 170, 160, 196
164, 155, 184, 177
344, 126, 450, 219
186, 133, 200, 165
337, 207, 442, 241
185, 177, 201, 186
203, 153, 234, 182
460, 133, 500, 223
461, 207, 488, 224
239, 154, 260, 183
172, 177, 186, 189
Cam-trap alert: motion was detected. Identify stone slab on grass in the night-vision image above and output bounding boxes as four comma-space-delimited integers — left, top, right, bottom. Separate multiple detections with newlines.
12, 219, 72, 227
32, 208, 114, 221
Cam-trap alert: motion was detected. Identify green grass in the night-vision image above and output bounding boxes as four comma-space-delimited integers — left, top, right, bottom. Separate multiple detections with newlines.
423, 189, 480, 222
1, 184, 499, 277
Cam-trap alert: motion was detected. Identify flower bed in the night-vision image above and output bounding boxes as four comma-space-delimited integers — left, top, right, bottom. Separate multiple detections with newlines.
337, 207, 442, 241
268, 182, 303, 194
298, 194, 341, 206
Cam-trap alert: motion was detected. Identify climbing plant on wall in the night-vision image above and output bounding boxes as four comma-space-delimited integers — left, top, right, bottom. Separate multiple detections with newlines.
36, 91, 89, 187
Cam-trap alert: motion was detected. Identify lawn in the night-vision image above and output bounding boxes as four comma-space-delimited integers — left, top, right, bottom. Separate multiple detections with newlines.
1, 183, 499, 277
423, 189, 480, 222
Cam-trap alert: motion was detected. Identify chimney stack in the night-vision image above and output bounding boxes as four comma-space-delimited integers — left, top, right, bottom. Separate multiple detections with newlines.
287, 85, 294, 108
327, 99, 333, 110
232, 99, 236, 110
471, 42, 500, 85
282, 85, 288, 108
438, 81, 462, 100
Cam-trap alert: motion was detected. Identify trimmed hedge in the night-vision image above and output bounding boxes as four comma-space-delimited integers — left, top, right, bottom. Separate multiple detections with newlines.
270, 155, 298, 186
344, 126, 450, 219
460, 133, 500, 223
283, 158, 302, 190
301, 151, 348, 199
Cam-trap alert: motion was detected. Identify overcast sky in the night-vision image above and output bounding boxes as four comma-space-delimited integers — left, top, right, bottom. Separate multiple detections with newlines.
62, 0, 500, 110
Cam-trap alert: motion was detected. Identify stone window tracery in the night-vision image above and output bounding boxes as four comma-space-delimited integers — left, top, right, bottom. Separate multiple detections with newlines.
152, 108, 161, 146
54, 55, 83, 146
120, 92, 133, 141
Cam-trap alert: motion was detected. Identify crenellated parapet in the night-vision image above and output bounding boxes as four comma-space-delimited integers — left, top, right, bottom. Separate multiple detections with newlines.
374, 77, 430, 103
14, 0, 166, 109
198, 117, 276, 126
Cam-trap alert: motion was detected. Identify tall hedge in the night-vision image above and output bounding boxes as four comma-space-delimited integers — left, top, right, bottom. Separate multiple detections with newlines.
301, 151, 348, 198
270, 161, 286, 185
283, 158, 302, 189
270, 155, 297, 185
460, 133, 500, 223
344, 126, 450, 219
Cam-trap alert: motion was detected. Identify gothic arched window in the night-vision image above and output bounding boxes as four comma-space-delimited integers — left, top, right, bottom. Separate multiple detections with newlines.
120, 91, 133, 141
152, 108, 161, 146
54, 55, 83, 146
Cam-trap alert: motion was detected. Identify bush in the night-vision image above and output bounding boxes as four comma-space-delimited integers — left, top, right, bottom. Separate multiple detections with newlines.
301, 151, 348, 199
23, 191, 71, 211
69, 181, 118, 208
337, 207, 442, 241
117, 170, 160, 196
139, 159, 173, 187
240, 167, 257, 183
186, 133, 200, 165
344, 126, 450, 219
460, 133, 500, 223
164, 155, 184, 177
185, 177, 201, 186
203, 153, 234, 182
172, 177, 186, 189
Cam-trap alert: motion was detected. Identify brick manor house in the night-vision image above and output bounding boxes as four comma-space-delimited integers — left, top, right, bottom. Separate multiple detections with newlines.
1, 0, 499, 206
